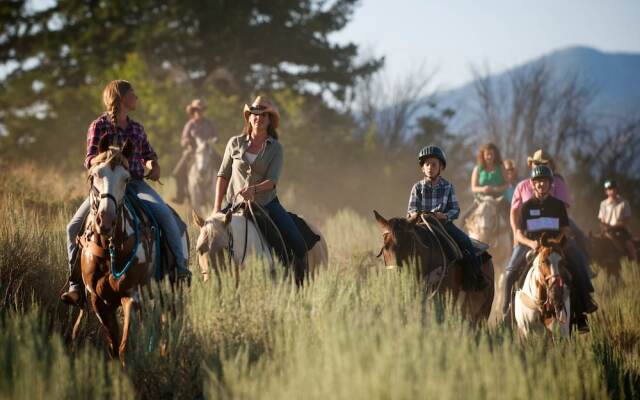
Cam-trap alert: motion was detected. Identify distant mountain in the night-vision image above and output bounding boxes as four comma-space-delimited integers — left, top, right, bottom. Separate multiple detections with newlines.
428, 46, 640, 133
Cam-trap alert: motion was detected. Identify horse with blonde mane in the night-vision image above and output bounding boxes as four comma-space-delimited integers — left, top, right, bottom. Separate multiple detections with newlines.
192, 207, 328, 284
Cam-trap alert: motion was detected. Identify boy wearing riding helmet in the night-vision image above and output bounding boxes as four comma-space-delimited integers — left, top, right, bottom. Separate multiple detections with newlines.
503, 165, 594, 331
599, 179, 637, 262
407, 145, 489, 291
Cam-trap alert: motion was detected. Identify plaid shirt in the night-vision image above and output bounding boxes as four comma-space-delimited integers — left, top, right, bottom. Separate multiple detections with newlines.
407, 177, 460, 221
84, 113, 157, 179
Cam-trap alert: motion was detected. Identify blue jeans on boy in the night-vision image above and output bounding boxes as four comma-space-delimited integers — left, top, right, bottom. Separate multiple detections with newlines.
443, 221, 482, 271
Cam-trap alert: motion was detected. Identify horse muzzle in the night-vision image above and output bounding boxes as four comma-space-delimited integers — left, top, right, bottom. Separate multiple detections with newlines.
95, 212, 115, 236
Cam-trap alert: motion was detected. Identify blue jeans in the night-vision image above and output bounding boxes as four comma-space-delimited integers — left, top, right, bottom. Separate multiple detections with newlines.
443, 221, 481, 271
67, 198, 91, 291
263, 198, 307, 259
66, 180, 188, 290
505, 244, 529, 274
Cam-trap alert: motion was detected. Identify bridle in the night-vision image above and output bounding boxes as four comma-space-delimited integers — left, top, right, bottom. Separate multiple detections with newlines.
377, 216, 448, 299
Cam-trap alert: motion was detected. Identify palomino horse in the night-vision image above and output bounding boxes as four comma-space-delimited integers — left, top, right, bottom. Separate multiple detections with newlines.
463, 195, 511, 326
188, 137, 222, 216
373, 211, 494, 322
514, 234, 570, 339
192, 208, 328, 283
464, 195, 510, 263
74, 137, 186, 363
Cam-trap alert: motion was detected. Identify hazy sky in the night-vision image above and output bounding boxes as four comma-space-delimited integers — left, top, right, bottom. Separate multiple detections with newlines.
331, 0, 640, 89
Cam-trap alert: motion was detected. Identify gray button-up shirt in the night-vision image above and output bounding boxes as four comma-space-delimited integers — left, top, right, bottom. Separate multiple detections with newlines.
217, 134, 283, 207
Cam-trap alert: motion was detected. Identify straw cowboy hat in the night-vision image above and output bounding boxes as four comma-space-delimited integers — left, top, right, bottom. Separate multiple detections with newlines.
186, 99, 206, 114
243, 96, 280, 129
527, 149, 554, 166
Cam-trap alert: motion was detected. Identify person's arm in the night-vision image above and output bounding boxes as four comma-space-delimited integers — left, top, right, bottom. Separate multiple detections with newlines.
213, 138, 235, 212
443, 184, 460, 221
238, 180, 276, 201
510, 206, 521, 244
137, 123, 160, 180
470, 166, 492, 194
553, 176, 571, 209
407, 183, 420, 217
84, 118, 105, 170
213, 176, 229, 213
180, 121, 193, 148
616, 202, 632, 228
493, 165, 509, 192
515, 228, 537, 250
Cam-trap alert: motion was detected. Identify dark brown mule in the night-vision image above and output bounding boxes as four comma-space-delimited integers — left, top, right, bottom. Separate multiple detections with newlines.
73, 136, 160, 364
588, 232, 639, 276
374, 211, 494, 322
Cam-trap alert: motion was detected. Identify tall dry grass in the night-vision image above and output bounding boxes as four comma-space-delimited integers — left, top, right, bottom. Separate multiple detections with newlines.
1, 165, 638, 399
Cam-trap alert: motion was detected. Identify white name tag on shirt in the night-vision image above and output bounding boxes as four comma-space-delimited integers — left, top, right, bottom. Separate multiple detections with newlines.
530, 209, 541, 216
527, 217, 559, 232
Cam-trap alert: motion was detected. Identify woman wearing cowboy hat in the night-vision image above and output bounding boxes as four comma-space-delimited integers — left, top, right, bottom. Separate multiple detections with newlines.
212, 96, 308, 284
172, 99, 218, 203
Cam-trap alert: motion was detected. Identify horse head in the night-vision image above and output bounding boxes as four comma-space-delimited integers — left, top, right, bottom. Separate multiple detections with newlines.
535, 232, 567, 322
374, 210, 428, 271
193, 209, 233, 276
467, 195, 503, 242
88, 135, 133, 237
194, 137, 219, 175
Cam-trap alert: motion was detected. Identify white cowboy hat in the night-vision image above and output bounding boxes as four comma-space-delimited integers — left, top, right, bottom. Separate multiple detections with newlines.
243, 96, 280, 129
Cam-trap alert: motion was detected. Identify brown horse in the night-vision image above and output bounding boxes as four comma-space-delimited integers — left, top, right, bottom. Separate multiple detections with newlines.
74, 137, 181, 364
588, 232, 639, 276
373, 211, 494, 322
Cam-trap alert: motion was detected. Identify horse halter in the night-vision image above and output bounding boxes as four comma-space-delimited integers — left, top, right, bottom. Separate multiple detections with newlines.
90, 184, 124, 214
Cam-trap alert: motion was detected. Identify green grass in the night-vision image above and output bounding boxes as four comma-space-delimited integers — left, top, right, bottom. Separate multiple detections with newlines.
1, 167, 639, 399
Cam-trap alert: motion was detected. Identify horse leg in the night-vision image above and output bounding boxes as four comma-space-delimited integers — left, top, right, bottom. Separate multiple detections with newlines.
71, 308, 85, 341
91, 295, 120, 358
119, 296, 135, 366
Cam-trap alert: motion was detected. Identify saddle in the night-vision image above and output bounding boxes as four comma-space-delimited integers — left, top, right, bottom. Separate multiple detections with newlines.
233, 202, 320, 265
416, 215, 491, 265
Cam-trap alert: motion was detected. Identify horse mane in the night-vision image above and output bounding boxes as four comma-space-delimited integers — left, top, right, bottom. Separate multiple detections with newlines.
88, 147, 130, 178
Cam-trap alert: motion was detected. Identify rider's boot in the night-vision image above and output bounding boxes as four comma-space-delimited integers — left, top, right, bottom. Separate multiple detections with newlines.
60, 256, 83, 306
583, 293, 598, 314
576, 314, 590, 333
293, 254, 308, 287
176, 260, 192, 285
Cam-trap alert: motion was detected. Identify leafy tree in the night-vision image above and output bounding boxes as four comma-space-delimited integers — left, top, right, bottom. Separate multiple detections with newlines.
0, 0, 381, 163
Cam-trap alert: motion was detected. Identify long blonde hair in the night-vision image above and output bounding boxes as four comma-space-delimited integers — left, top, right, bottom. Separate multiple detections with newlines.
102, 80, 132, 127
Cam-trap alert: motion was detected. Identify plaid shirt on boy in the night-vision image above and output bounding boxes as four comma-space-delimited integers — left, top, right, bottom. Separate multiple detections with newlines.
84, 113, 157, 179
407, 177, 460, 221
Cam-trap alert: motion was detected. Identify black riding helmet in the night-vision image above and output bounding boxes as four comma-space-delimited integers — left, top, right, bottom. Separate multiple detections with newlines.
604, 179, 617, 189
418, 145, 447, 168
530, 165, 554, 181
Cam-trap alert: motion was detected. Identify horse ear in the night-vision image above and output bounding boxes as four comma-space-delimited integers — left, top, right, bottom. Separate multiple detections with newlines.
373, 210, 390, 230
192, 209, 204, 228
98, 134, 111, 154
224, 210, 233, 226
122, 138, 134, 160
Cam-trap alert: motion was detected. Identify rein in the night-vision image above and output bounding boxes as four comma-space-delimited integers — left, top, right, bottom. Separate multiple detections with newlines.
87, 183, 161, 281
